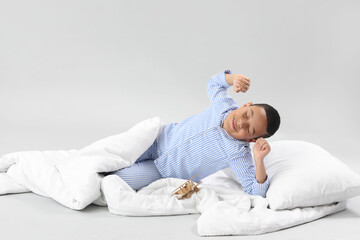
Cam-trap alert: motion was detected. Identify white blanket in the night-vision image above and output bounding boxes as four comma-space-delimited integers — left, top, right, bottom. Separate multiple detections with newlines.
0, 117, 346, 236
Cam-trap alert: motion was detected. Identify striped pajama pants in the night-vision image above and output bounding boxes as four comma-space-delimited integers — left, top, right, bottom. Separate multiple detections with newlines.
105, 140, 162, 190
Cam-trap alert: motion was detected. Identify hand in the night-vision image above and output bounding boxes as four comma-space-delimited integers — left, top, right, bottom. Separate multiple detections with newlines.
253, 138, 271, 161
233, 74, 250, 93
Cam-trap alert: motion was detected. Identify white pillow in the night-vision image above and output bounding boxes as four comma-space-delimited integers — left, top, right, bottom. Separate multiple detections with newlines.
265, 140, 360, 210
223, 140, 360, 210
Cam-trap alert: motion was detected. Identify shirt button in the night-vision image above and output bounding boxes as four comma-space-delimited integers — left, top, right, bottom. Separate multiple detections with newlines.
190, 139, 193, 143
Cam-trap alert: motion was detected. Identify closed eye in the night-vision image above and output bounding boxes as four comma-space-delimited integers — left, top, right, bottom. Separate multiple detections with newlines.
245, 110, 252, 119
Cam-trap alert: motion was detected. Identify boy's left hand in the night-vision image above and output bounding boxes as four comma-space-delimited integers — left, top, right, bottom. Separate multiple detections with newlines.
253, 138, 271, 161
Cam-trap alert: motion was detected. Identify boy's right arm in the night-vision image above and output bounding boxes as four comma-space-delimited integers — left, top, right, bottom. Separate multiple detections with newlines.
225, 74, 250, 93
207, 70, 250, 104
207, 70, 233, 104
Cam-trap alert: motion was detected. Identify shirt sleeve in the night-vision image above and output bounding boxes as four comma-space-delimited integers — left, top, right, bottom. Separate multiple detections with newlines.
207, 69, 233, 104
228, 145, 270, 198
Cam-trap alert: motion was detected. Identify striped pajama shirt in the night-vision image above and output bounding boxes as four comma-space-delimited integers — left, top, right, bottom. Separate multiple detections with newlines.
111, 70, 269, 197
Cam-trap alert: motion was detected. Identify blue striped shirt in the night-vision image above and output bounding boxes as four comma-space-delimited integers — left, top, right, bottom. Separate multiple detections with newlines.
153, 70, 270, 197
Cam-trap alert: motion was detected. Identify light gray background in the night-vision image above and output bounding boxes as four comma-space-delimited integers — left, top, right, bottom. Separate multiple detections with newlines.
1, 0, 360, 162
0, 0, 360, 239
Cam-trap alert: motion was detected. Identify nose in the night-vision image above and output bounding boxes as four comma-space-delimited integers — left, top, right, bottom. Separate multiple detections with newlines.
238, 118, 249, 129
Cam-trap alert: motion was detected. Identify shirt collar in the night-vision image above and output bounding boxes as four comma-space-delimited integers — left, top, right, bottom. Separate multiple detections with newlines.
219, 125, 248, 146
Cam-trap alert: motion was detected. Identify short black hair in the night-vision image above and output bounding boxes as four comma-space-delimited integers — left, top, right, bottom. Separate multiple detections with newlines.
252, 103, 280, 139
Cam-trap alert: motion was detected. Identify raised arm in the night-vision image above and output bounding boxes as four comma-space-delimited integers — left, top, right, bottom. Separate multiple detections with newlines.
225, 74, 250, 93
207, 70, 233, 104
207, 70, 251, 104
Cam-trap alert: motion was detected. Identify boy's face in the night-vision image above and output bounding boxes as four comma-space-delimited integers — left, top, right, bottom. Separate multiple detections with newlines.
222, 102, 268, 142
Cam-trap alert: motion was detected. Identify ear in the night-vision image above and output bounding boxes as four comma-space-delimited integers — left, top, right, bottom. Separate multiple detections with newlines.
242, 102, 253, 108
245, 139, 256, 143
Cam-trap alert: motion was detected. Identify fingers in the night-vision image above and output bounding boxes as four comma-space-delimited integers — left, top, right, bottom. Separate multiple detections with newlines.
255, 138, 270, 151
240, 81, 250, 92
234, 83, 243, 93
242, 78, 250, 86
240, 77, 250, 92
234, 78, 250, 93
235, 85, 247, 93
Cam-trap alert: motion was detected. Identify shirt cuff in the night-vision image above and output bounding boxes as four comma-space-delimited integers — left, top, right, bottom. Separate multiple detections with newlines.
221, 69, 232, 88
252, 175, 270, 198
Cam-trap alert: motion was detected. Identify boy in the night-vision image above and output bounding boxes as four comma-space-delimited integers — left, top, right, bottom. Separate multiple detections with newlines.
108, 70, 280, 198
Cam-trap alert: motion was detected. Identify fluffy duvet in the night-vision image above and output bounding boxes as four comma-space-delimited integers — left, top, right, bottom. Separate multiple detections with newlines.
0, 117, 346, 236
